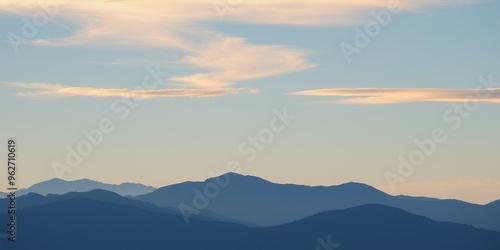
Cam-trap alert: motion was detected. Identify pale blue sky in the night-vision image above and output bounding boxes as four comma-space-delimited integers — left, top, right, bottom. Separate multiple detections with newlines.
1, 0, 499, 203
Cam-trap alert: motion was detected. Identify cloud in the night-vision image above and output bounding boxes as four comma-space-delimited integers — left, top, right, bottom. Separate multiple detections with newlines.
170, 37, 315, 88
290, 88, 500, 104
1, 0, 469, 90
2, 0, 317, 89
7, 82, 246, 98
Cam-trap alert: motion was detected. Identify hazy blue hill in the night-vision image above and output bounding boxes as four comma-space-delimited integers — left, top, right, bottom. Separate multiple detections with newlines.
449, 199, 500, 232
0, 189, 226, 223
3, 199, 500, 250
487, 199, 500, 206
0, 189, 167, 213
135, 172, 394, 226
1, 193, 47, 209
266, 204, 500, 250
387, 198, 480, 221
7, 178, 156, 197
135, 172, 499, 231
396, 194, 441, 201
3, 173, 498, 232
6, 198, 250, 250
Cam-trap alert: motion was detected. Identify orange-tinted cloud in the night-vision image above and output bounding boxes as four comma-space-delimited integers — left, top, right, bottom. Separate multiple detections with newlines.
8, 82, 245, 98
290, 88, 500, 104
1, 0, 469, 89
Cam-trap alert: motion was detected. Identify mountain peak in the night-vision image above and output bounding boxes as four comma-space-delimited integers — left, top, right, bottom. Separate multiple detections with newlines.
338, 181, 371, 187
44, 178, 68, 183
336, 181, 385, 193
207, 172, 273, 184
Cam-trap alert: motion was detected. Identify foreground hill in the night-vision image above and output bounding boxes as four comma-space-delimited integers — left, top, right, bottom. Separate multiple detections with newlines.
0, 189, 240, 224
1, 198, 499, 250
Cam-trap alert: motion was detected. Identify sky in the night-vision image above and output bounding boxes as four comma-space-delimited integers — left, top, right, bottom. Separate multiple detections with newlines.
0, 0, 499, 204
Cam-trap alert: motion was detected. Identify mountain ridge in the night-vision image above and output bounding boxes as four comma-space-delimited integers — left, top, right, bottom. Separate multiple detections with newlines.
3, 197, 499, 250
135, 172, 500, 232
0, 178, 156, 198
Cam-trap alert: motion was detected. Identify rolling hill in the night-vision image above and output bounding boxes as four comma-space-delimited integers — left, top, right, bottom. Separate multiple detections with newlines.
1, 197, 499, 249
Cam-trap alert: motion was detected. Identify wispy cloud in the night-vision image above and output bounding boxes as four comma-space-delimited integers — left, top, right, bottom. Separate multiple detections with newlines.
290, 88, 500, 104
8, 82, 246, 98
2, 1, 317, 89
1, 0, 469, 90
170, 37, 315, 88
216, 0, 472, 26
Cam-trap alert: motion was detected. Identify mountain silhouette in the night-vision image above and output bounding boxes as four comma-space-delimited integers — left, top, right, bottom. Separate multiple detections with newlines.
135, 172, 500, 231
2, 197, 499, 250
1, 178, 155, 197
0, 189, 246, 225
450, 199, 500, 232
135, 172, 393, 227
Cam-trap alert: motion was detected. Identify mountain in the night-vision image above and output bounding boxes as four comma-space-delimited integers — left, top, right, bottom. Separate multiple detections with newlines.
450, 199, 500, 232
0, 189, 166, 213
2, 198, 499, 250
1, 178, 156, 197
135, 172, 499, 231
396, 194, 440, 202
0, 189, 245, 225
486, 199, 500, 207
135, 173, 393, 226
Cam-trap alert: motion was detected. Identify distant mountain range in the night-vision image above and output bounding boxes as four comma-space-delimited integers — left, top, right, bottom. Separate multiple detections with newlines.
0, 173, 500, 244
0, 189, 247, 226
135, 172, 500, 232
1, 192, 499, 250
0, 178, 155, 198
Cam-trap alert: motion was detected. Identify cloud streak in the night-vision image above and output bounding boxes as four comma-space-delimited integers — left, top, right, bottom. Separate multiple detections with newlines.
290, 88, 500, 104
8, 82, 246, 98
2, 0, 469, 90
2, 0, 318, 89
